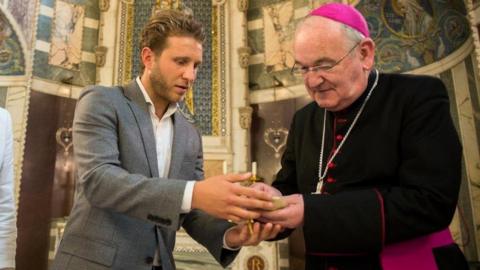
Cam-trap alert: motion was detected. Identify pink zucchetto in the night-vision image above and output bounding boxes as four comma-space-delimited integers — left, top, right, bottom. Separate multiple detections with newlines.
309, 3, 369, 38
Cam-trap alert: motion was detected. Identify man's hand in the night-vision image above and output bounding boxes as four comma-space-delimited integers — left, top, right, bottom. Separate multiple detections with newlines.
192, 173, 274, 222
258, 194, 304, 229
225, 222, 282, 248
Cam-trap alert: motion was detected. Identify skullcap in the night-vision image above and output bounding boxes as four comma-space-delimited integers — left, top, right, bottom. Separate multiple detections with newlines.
309, 3, 369, 37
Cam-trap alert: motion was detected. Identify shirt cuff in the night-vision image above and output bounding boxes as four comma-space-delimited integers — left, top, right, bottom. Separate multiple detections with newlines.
180, 181, 195, 213
223, 226, 241, 251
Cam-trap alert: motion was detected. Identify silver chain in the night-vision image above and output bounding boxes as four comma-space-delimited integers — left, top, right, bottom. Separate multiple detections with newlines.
314, 69, 379, 194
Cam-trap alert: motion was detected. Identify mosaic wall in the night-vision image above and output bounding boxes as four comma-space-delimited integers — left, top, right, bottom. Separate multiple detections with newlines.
120, 0, 221, 136
33, 0, 99, 86
0, 10, 26, 75
247, 0, 471, 90
131, 1, 155, 79
7, 0, 38, 49
359, 0, 470, 72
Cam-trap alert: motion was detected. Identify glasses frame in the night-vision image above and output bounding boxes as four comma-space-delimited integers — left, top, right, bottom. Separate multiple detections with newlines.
291, 41, 361, 76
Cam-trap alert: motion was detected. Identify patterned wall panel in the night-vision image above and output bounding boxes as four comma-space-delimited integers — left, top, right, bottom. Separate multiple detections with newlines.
33, 0, 99, 86
131, 0, 155, 79
247, 0, 471, 90
118, 0, 223, 136
183, 0, 213, 135
0, 10, 26, 75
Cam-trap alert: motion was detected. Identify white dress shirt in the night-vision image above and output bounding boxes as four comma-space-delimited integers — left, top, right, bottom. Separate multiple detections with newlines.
0, 108, 16, 268
136, 77, 195, 212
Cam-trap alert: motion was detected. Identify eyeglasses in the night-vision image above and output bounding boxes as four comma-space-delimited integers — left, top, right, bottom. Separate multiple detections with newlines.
291, 42, 360, 76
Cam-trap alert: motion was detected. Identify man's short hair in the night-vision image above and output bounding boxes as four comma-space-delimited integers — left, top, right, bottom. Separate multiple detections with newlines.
139, 9, 205, 71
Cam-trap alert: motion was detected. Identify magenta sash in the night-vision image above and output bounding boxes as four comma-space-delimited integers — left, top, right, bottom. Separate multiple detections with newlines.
380, 229, 453, 270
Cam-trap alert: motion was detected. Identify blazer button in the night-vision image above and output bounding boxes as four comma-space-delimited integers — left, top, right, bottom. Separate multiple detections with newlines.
145, 256, 154, 264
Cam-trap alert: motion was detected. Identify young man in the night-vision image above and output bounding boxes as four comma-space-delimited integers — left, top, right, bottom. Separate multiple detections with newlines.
52, 10, 280, 270
255, 3, 468, 270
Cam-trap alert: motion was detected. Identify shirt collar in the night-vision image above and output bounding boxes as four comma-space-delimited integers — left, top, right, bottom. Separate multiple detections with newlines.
136, 76, 177, 120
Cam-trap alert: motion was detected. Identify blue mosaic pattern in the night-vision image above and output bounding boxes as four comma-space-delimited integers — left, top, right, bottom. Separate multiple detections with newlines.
130, 1, 214, 135
131, 0, 156, 79
359, 0, 471, 72
126, 0, 225, 135
33, 0, 100, 86
0, 11, 26, 75
183, 0, 213, 135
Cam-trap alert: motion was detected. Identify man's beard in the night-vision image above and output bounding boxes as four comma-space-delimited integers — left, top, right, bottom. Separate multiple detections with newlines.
149, 71, 170, 99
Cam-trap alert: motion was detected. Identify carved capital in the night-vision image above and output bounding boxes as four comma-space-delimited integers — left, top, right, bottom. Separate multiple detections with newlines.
239, 106, 253, 130
238, 0, 248, 12
237, 46, 251, 68
95, 46, 108, 67
99, 0, 110, 11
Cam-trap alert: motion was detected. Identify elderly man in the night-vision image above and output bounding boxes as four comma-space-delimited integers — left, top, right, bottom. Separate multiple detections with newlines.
256, 3, 468, 270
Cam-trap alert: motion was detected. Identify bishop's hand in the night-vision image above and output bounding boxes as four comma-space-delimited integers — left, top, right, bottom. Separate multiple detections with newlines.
257, 194, 304, 229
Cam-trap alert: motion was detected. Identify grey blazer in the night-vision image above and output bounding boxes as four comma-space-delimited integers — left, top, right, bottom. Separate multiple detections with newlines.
51, 81, 236, 270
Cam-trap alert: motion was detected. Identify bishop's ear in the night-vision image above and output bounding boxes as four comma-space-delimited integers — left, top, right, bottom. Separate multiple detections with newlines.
359, 38, 376, 70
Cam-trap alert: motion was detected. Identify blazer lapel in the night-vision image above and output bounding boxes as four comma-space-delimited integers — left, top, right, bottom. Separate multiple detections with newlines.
168, 111, 187, 178
122, 81, 159, 178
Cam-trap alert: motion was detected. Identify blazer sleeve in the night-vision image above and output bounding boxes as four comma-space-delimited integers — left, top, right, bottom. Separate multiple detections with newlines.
0, 109, 16, 268
73, 87, 187, 230
181, 128, 239, 267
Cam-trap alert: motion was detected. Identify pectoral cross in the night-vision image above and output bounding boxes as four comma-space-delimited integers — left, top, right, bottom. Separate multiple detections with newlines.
312, 180, 323, 194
